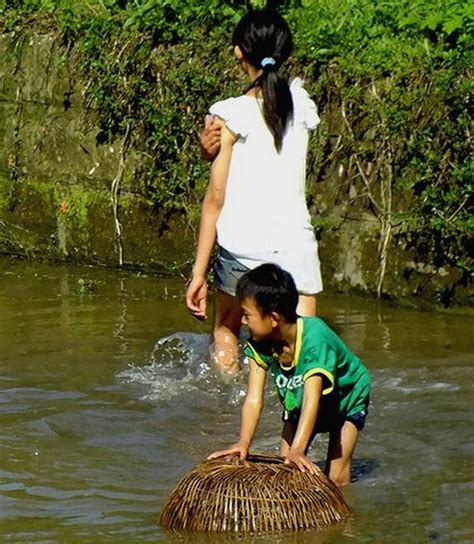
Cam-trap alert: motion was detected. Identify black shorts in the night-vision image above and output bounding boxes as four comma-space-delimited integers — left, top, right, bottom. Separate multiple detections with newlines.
282, 401, 369, 435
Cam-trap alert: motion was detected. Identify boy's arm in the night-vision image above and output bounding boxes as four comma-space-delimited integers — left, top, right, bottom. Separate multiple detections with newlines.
208, 359, 266, 460
284, 375, 323, 474
186, 124, 236, 320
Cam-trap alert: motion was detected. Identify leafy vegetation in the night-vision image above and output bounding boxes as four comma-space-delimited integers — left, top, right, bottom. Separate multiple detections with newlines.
288, 0, 472, 299
0, 0, 472, 303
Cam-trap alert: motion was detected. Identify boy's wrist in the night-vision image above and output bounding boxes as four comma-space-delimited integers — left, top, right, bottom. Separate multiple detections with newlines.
288, 444, 306, 455
238, 437, 251, 448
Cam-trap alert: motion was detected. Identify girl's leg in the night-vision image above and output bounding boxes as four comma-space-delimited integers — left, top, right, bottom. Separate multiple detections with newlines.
212, 288, 243, 374
297, 294, 317, 316
326, 420, 359, 487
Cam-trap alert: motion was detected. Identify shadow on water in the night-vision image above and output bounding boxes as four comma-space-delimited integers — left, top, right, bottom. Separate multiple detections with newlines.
350, 459, 380, 483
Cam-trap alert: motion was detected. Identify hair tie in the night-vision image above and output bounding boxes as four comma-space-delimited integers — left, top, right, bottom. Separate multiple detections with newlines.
261, 57, 276, 69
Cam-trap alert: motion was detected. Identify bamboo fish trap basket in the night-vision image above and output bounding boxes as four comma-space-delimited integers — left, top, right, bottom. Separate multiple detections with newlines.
159, 453, 351, 533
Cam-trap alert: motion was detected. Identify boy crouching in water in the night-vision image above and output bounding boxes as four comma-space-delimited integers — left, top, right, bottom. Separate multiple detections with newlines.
208, 263, 371, 486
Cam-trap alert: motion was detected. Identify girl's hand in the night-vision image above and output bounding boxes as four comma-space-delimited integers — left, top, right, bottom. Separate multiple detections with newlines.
207, 442, 249, 461
284, 450, 320, 474
186, 275, 208, 320
200, 115, 223, 161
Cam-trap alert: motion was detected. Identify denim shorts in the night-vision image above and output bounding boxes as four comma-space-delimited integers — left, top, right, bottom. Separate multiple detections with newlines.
213, 246, 250, 297
214, 245, 323, 296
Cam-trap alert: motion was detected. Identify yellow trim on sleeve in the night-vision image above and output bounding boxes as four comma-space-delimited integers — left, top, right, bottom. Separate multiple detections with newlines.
246, 344, 269, 370
294, 318, 303, 365
304, 368, 335, 395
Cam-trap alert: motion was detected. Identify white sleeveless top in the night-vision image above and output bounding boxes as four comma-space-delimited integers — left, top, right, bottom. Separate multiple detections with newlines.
209, 78, 322, 294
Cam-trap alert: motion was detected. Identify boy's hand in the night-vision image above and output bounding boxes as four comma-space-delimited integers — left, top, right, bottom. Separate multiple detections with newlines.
200, 115, 223, 161
207, 442, 248, 461
284, 450, 320, 474
186, 275, 208, 320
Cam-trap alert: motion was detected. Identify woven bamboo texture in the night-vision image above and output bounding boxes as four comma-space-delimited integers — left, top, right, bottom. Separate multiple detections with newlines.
159, 453, 351, 533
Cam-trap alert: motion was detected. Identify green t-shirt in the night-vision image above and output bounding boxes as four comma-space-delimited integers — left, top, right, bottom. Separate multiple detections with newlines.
244, 316, 371, 421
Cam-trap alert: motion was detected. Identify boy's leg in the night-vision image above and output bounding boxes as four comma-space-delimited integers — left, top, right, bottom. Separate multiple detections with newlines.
280, 419, 297, 455
280, 418, 317, 456
212, 289, 242, 374
326, 420, 359, 487
297, 294, 317, 317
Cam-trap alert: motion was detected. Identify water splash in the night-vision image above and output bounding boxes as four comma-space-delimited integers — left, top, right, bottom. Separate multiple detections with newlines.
118, 332, 248, 405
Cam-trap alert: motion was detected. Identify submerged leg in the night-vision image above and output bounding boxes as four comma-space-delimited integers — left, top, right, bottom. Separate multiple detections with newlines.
212, 288, 242, 374
326, 421, 359, 487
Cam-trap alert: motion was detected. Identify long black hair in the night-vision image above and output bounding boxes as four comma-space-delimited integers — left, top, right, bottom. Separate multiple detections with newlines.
233, 9, 293, 152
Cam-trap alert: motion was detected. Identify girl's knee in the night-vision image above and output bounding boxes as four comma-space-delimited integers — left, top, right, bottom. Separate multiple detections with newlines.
213, 325, 239, 344
211, 328, 240, 373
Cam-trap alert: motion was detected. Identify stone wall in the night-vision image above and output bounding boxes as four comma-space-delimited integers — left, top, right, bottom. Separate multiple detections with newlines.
0, 31, 470, 307
0, 31, 191, 273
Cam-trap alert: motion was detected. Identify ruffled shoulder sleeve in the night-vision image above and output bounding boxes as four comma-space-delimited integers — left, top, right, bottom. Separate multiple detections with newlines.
290, 77, 320, 130
209, 97, 251, 139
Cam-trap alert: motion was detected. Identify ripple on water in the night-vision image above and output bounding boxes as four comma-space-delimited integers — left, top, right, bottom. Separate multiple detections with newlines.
376, 367, 464, 395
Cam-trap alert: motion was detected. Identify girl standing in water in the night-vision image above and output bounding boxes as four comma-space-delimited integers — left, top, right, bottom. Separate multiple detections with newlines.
186, 8, 322, 374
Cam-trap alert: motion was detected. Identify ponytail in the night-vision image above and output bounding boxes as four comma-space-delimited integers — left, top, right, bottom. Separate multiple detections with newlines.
233, 9, 294, 152
261, 67, 293, 152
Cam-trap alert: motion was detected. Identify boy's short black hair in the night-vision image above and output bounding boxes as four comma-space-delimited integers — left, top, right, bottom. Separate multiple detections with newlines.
236, 263, 298, 322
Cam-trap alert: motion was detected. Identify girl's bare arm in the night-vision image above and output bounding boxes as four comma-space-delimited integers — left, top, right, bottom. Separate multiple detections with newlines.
186, 124, 236, 319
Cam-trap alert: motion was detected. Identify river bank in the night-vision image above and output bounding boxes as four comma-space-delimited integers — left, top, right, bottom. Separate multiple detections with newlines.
0, 2, 471, 309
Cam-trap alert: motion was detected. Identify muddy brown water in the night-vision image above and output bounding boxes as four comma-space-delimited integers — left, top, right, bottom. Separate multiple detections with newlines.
0, 256, 472, 543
